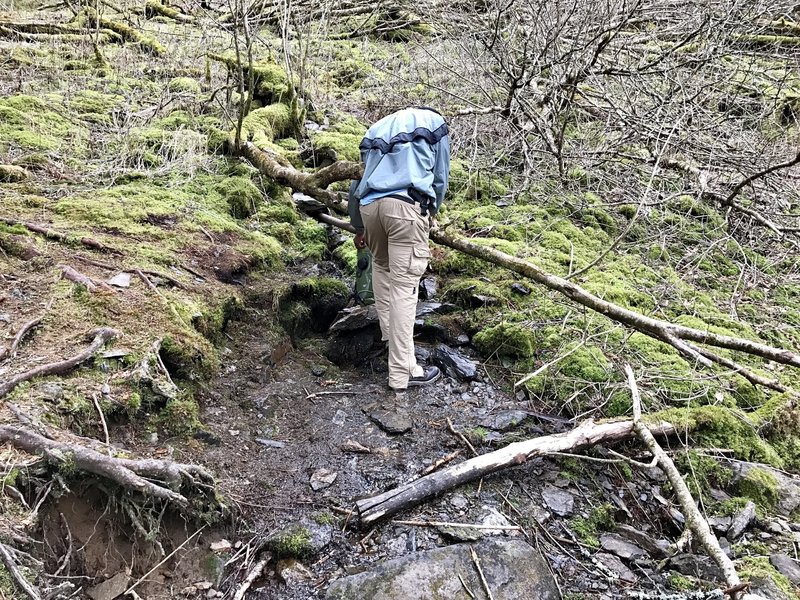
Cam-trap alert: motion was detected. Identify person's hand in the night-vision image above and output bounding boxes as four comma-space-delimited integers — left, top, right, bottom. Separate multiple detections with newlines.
354, 232, 367, 249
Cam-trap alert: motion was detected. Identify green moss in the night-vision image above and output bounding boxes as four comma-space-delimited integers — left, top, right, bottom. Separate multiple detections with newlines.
667, 572, 696, 591
311, 511, 335, 525
158, 396, 202, 435
558, 347, 612, 383
473, 321, 537, 359
266, 525, 313, 558
0, 164, 29, 182
238, 103, 292, 147
293, 277, 349, 302
714, 496, 751, 517
213, 177, 263, 218
209, 53, 292, 105
309, 130, 362, 162
333, 241, 357, 273
569, 503, 615, 547
674, 451, 732, 502
738, 557, 797, 598
0, 94, 85, 152
736, 467, 779, 513
69, 89, 124, 123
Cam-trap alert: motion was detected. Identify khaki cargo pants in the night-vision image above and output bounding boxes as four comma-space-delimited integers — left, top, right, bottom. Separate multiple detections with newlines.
360, 197, 431, 390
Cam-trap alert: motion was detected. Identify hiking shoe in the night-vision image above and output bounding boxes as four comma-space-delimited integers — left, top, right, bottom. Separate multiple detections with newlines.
407, 366, 441, 388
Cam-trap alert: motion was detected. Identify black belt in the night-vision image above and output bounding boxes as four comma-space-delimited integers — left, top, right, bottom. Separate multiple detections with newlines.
385, 191, 433, 216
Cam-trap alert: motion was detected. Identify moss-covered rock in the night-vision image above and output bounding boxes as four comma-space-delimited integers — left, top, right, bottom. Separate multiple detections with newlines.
212, 177, 263, 218
736, 467, 780, 512
168, 76, 202, 95
473, 321, 536, 359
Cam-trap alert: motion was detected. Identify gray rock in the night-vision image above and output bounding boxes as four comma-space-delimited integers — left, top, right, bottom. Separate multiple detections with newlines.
541, 485, 574, 517
325, 538, 559, 600
594, 553, 637, 583
510, 283, 531, 296
728, 500, 757, 540
432, 344, 477, 381
730, 461, 800, 517
770, 554, 800, 585
330, 305, 379, 332
38, 382, 64, 401
366, 405, 413, 434
310, 468, 337, 491
266, 519, 333, 558
255, 438, 286, 448
708, 515, 732, 536
615, 525, 670, 558
107, 272, 131, 288
436, 524, 483, 542
669, 553, 724, 582
599, 534, 646, 560
419, 277, 438, 300
87, 571, 130, 600
479, 410, 536, 432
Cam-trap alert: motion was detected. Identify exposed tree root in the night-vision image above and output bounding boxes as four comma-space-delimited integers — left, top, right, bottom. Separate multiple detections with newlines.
0, 542, 42, 600
0, 327, 119, 399
0, 425, 213, 507
355, 418, 677, 527
59, 264, 115, 293
238, 144, 800, 383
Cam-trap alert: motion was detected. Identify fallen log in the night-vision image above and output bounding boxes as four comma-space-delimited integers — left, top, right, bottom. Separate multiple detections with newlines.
0, 218, 124, 255
0, 327, 118, 399
354, 418, 676, 527
238, 144, 800, 380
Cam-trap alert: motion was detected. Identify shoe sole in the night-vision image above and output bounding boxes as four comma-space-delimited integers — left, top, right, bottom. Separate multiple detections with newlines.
406, 369, 441, 388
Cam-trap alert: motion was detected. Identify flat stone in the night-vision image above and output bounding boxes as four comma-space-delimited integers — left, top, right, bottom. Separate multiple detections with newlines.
255, 438, 286, 448
310, 468, 338, 491
330, 305, 379, 332
107, 272, 131, 288
479, 410, 533, 432
594, 553, 636, 583
708, 515, 732, 536
87, 570, 131, 600
510, 283, 531, 296
366, 405, 413, 434
728, 500, 757, 541
615, 525, 670, 558
38, 382, 64, 401
325, 538, 559, 600
541, 485, 574, 516
770, 554, 800, 585
669, 553, 724, 582
436, 524, 483, 542
432, 344, 477, 381
599, 533, 646, 560
340, 439, 370, 453
419, 277, 438, 300
267, 519, 333, 558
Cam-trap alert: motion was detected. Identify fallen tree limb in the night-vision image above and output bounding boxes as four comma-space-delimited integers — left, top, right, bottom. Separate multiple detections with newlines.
240, 144, 800, 380
625, 365, 762, 599
354, 418, 676, 527
0, 218, 124, 255
0, 425, 211, 506
0, 327, 119, 399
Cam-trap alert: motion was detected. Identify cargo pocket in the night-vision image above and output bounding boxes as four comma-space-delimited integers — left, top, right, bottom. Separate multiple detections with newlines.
409, 246, 431, 277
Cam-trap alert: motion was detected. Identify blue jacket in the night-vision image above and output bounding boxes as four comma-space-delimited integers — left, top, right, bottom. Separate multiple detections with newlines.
348, 108, 450, 233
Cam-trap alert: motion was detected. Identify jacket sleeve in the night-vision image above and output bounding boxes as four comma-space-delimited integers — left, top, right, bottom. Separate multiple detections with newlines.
348, 179, 365, 233
431, 134, 450, 214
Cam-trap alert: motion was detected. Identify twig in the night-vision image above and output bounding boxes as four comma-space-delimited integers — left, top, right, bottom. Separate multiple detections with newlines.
393, 519, 521, 531
233, 552, 271, 600
446, 417, 478, 457
304, 391, 354, 400
0, 542, 42, 600
625, 364, 742, 591
458, 572, 477, 599
420, 449, 462, 475
470, 547, 495, 600
125, 527, 206, 595
91, 393, 111, 456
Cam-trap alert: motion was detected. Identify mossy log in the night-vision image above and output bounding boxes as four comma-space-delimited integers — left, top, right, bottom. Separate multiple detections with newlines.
734, 34, 800, 47
144, 0, 194, 23
239, 144, 800, 379
0, 24, 120, 43
71, 9, 166, 55
0, 425, 213, 506
356, 418, 678, 526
